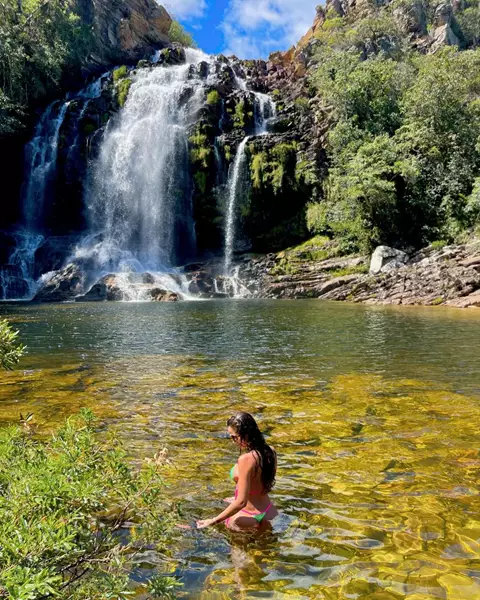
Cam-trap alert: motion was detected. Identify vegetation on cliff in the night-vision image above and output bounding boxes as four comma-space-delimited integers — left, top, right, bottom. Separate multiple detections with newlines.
0, 0, 92, 136
304, 1, 480, 253
168, 20, 196, 48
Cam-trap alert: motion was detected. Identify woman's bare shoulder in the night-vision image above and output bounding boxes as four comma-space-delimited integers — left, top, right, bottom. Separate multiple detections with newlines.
238, 452, 257, 467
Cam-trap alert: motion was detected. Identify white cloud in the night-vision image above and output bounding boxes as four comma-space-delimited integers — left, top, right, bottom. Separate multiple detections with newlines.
162, 0, 207, 21
221, 0, 319, 59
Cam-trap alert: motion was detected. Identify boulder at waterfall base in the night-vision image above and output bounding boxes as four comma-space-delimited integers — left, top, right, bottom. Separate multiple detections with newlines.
33, 264, 86, 302
76, 273, 180, 302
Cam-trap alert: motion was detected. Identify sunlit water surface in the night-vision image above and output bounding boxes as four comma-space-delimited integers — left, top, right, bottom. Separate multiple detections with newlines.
0, 300, 479, 599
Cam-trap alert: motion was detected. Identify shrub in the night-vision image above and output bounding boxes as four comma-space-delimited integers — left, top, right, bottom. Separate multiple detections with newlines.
233, 101, 245, 128
168, 20, 196, 47
0, 410, 180, 599
112, 65, 128, 82
117, 78, 132, 107
294, 97, 310, 114
0, 319, 24, 371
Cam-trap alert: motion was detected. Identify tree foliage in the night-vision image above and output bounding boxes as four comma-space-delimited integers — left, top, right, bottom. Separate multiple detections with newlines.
0, 0, 92, 136
308, 6, 480, 251
168, 20, 196, 48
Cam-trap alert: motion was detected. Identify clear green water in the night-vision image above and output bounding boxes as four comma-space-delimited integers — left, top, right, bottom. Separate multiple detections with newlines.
0, 300, 479, 599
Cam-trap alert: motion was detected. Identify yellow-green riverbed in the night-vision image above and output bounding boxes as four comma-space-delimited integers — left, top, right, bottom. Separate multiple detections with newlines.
0, 300, 479, 599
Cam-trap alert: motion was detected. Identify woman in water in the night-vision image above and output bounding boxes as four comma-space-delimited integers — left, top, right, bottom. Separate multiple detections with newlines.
197, 412, 278, 530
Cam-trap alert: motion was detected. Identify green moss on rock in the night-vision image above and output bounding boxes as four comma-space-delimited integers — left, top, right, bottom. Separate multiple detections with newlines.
206, 90, 220, 105
117, 79, 132, 107
113, 65, 128, 82
234, 101, 246, 128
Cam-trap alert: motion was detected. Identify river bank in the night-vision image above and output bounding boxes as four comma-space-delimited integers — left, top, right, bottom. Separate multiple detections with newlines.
225, 237, 480, 308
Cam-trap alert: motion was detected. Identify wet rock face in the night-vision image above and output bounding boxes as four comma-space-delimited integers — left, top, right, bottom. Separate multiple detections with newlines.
33, 264, 87, 303
33, 266, 183, 302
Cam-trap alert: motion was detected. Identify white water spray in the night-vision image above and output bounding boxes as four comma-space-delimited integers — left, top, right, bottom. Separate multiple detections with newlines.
86, 50, 211, 272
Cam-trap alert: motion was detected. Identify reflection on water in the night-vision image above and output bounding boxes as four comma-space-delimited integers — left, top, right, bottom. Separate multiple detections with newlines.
0, 300, 479, 599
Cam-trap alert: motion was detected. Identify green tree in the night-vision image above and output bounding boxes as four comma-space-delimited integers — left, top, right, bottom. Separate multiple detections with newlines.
398, 48, 480, 239
0, 0, 92, 136
309, 26, 480, 250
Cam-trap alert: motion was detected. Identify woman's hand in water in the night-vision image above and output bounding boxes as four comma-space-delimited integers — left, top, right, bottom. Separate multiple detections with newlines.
196, 518, 216, 529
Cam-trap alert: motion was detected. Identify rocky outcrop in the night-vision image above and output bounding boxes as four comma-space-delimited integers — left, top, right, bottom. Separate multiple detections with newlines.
430, 2, 460, 52
33, 264, 87, 302
77, 0, 172, 71
370, 246, 409, 274
226, 239, 480, 307
76, 273, 180, 302
234, 254, 368, 299
34, 267, 182, 302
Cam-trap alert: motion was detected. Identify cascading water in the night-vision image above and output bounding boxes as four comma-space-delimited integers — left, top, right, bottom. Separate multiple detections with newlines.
0, 74, 108, 300
84, 49, 210, 278
23, 101, 70, 231
1, 101, 70, 299
222, 90, 275, 284
224, 137, 249, 276
1, 49, 277, 302
254, 92, 276, 135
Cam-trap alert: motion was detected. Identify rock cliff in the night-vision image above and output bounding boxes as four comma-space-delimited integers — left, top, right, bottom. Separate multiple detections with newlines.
77, 0, 172, 71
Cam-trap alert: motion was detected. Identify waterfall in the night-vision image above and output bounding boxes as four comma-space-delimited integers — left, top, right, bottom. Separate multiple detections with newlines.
254, 92, 276, 135
85, 49, 210, 274
0, 232, 44, 300
0, 75, 108, 300
223, 90, 275, 277
1, 50, 279, 302
23, 101, 70, 231
224, 137, 249, 275
0, 101, 69, 299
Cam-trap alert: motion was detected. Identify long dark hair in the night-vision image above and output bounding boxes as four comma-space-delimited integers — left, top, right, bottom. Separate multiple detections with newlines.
227, 412, 276, 493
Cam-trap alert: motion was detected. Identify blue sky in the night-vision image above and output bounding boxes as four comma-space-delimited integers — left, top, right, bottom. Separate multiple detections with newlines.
162, 0, 321, 59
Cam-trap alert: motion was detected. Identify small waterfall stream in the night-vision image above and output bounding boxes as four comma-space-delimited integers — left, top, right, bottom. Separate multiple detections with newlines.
23, 101, 70, 231
222, 91, 275, 292
0, 75, 107, 300
224, 137, 250, 275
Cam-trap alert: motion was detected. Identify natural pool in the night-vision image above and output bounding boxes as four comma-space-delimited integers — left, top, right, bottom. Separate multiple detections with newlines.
0, 300, 479, 599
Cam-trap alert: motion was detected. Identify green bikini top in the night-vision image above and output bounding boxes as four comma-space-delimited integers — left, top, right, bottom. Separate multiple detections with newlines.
230, 465, 236, 480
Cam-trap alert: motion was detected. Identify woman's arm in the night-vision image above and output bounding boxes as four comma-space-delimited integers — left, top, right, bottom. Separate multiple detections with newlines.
197, 453, 254, 529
